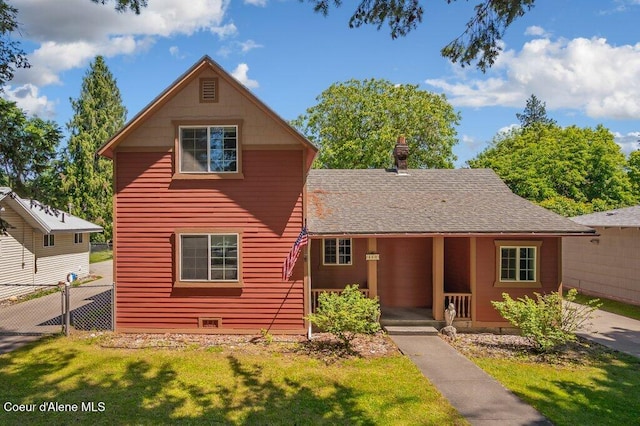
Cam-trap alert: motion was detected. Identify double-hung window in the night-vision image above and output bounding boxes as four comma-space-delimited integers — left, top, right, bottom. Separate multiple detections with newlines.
179, 126, 238, 173
494, 241, 542, 287
178, 232, 240, 286
323, 238, 352, 265
74, 233, 83, 244
44, 234, 55, 247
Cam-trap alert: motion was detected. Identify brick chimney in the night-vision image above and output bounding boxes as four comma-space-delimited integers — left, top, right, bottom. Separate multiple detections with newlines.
393, 135, 409, 174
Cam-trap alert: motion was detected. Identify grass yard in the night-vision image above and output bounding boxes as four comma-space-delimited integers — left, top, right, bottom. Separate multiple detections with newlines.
89, 250, 113, 264
568, 290, 640, 321
0, 334, 466, 425
451, 335, 640, 426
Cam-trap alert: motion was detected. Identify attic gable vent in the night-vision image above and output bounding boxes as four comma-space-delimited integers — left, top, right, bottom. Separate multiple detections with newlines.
200, 77, 218, 103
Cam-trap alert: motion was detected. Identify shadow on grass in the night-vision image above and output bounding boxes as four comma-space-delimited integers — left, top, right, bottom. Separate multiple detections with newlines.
0, 336, 376, 425
509, 345, 640, 426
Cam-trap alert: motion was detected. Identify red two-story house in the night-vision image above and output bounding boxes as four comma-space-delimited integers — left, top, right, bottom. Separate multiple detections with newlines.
99, 56, 594, 334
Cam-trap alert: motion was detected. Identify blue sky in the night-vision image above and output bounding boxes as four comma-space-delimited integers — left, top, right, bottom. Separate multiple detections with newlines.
5, 0, 640, 166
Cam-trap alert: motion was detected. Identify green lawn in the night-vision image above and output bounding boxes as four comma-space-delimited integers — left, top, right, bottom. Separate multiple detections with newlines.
89, 250, 113, 264
467, 343, 640, 426
567, 290, 640, 321
0, 334, 467, 425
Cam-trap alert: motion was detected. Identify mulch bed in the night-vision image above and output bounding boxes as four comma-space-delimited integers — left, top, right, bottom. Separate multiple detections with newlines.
82, 330, 612, 365
90, 331, 400, 362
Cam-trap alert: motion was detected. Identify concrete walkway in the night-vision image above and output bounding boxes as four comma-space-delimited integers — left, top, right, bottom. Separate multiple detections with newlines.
572, 303, 640, 358
0, 260, 113, 354
390, 335, 551, 426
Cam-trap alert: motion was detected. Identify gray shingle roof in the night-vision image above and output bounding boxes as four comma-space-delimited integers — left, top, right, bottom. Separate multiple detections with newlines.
307, 169, 594, 235
0, 188, 102, 234
570, 205, 640, 227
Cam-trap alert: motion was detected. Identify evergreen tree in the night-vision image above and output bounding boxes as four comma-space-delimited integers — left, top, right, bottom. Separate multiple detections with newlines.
516, 94, 556, 128
62, 56, 126, 241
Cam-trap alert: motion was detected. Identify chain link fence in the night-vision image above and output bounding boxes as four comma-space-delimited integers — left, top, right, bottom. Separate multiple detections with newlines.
0, 281, 114, 335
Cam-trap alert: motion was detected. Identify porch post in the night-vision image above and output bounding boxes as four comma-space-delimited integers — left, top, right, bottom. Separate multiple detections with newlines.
470, 237, 477, 325
432, 236, 444, 320
366, 237, 378, 298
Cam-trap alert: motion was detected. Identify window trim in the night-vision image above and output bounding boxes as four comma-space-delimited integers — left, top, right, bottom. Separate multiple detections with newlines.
172, 119, 244, 180
74, 232, 83, 244
174, 228, 243, 288
43, 234, 55, 247
494, 240, 542, 288
322, 238, 353, 266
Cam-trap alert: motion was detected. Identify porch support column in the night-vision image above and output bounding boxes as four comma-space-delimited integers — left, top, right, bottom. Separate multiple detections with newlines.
432, 236, 444, 321
470, 237, 477, 324
366, 237, 378, 298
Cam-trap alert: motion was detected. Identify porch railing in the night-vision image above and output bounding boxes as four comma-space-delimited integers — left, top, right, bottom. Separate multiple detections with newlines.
444, 293, 472, 320
311, 288, 370, 313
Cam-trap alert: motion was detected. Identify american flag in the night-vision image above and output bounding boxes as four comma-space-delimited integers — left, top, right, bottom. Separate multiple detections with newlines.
282, 226, 308, 281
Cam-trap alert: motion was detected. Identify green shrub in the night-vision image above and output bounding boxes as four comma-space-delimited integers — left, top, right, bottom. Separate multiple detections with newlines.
492, 289, 601, 353
306, 284, 381, 350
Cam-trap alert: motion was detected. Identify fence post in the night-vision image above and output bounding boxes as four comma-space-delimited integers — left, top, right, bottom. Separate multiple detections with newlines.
64, 281, 71, 336
60, 284, 65, 334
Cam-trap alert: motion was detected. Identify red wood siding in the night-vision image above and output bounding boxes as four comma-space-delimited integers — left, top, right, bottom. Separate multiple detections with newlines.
475, 237, 560, 322
377, 238, 432, 308
114, 149, 305, 332
310, 238, 367, 289
444, 237, 470, 293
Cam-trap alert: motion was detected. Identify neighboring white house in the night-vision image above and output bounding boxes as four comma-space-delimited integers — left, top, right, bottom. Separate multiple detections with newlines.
563, 205, 640, 306
0, 187, 103, 300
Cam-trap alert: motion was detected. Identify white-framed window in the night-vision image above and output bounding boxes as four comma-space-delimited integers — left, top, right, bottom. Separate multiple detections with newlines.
323, 238, 352, 265
494, 240, 542, 287
74, 233, 83, 244
44, 234, 55, 247
179, 125, 238, 173
500, 246, 536, 281
180, 233, 239, 282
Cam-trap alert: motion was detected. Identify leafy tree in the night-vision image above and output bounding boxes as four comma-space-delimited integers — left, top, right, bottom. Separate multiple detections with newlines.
516, 94, 556, 128
0, 1, 29, 88
302, 0, 536, 72
0, 98, 61, 197
628, 150, 640, 199
62, 56, 127, 242
292, 78, 460, 169
468, 124, 636, 215
0, 0, 143, 88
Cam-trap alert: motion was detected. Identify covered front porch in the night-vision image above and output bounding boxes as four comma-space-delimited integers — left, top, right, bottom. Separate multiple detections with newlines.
307, 236, 476, 327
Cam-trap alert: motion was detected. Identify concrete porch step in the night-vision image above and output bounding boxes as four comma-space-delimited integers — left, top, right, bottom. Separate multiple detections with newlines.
384, 325, 439, 336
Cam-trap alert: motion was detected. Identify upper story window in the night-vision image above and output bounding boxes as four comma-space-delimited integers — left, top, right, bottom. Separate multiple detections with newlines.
323, 238, 352, 265
44, 234, 55, 247
179, 126, 238, 173
494, 240, 542, 288
74, 233, 83, 244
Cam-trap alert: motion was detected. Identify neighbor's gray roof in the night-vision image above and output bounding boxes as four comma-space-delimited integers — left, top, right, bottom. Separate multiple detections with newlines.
570, 205, 640, 227
0, 188, 103, 234
307, 169, 595, 235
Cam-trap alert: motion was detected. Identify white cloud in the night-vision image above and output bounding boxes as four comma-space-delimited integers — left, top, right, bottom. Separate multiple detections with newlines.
613, 131, 640, 154
5, 0, 234, 115
2, 84, 56, 118
426, 36, 640, 120
244, 0, 268, 6
524, 26, 550, 37
231, 63, 259, 89
239, 39, 264, 53
10, 0, 232, 86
